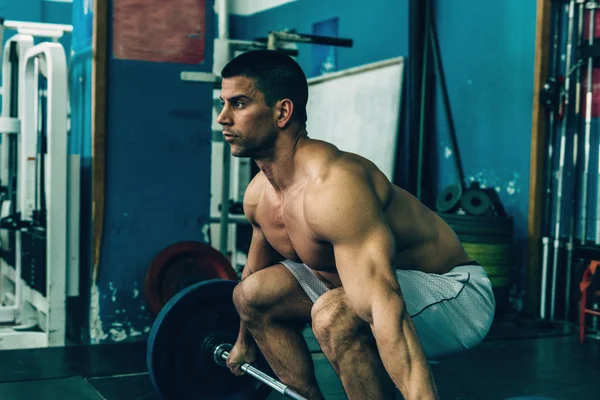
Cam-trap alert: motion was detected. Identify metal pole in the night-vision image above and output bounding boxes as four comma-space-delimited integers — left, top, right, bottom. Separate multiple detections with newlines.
596, 142, 600, 243
541, 0, 564, 320
565, 0, 586, 320
417, 1, 431, 200
219, 144, 231, 255
581, 2, 597, 244
217, 0, 231, 256
218, 0, 229, 39
551, 0, 576, 321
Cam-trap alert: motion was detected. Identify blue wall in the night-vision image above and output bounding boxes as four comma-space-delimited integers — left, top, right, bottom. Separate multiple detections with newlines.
69, 0, 216, 344
83, 0, 215, 344
0, 0, 72, 87
229, 0, 408, 79
228, 0, 411, 185
431, 0, 537, 305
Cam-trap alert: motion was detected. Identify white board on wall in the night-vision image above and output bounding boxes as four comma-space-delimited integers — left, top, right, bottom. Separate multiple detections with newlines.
305, 57, 405, 180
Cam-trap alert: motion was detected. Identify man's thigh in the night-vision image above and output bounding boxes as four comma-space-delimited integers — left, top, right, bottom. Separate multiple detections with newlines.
238, 263, 314, 321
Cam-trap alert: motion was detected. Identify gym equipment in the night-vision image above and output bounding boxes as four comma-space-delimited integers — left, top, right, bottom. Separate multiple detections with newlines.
540, 1, 563, 295
436, 184, 462, 213
267, 31, 353, 51
0, 18, 72, 41
144, 241, 237, 315
580, 2, 598, 244
459, 187, 493, 216
439, 212, 513, 310
546, 0, 576, 322
0, 34, 78, 349
563, 0, 587, 321
147, 279, 308, 400
579, 260, 600, 343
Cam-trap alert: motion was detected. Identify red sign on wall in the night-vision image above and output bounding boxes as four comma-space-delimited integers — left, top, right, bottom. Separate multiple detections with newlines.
113, 0, 206, 64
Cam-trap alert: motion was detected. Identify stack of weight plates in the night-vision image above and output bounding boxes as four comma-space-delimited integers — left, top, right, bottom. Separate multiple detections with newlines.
439, 213, 513, 312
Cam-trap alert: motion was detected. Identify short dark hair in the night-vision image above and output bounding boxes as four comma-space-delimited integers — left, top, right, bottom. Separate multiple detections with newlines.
221, 50, 308, 124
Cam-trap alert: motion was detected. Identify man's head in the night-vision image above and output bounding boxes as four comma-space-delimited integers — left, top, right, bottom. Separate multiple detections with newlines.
217, 50, 309, 158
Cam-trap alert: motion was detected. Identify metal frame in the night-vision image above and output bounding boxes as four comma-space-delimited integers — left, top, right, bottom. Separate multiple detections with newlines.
0, 19, 73, 43
0, 41, 76, 349
0, 34, 34, 325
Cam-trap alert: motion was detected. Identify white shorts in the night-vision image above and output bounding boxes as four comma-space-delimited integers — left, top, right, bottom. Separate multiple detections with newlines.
280, 260, 495, 361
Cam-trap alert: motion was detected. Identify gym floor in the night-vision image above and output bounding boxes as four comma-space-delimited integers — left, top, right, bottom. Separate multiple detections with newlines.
0, 317, 598, 400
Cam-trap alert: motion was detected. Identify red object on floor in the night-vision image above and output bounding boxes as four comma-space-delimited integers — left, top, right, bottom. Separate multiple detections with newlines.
579, 260, 600, 343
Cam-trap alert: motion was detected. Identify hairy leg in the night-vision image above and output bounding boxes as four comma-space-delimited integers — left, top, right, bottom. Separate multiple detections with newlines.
311, 288, 396, 400
233, 264, 324, 400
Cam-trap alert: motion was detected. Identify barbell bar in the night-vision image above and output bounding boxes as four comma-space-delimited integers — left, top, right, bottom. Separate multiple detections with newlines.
213, 343, 308, 400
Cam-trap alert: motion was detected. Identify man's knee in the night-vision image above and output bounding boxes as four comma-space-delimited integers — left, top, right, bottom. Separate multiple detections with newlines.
232, 279, 257, 322
232, 263, 304, 320
232, 269, 271, 321
311, 290, 369, 351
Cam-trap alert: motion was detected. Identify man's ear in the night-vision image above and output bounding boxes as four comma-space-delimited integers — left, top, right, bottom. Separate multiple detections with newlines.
276, 99, 294, 128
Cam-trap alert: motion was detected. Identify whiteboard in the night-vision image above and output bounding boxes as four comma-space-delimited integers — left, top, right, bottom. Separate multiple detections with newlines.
305, 57, 405, 180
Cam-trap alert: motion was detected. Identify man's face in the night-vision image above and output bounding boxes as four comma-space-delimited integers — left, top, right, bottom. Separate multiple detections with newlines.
217, 76, 278, 158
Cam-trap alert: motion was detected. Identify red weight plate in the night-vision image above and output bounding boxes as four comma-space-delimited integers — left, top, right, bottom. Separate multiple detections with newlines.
145, 241, 237, 315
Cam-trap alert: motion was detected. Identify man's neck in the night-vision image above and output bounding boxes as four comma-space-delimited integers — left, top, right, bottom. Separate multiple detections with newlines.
255, 131, 307, 193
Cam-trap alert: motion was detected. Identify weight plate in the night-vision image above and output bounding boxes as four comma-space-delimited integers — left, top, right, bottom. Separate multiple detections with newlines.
147, 279, 274, 400
436, 184, 463, 213
145, 241, 238, 315
460, 189, 493, 216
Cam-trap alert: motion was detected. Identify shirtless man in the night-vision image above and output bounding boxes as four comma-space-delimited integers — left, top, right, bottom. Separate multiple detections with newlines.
216, 50, 495, 400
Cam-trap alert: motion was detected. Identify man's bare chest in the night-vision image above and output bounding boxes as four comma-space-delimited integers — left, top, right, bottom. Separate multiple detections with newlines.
255, 194, 335, 270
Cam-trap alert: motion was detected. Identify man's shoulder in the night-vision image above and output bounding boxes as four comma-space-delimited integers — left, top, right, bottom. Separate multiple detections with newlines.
305, 150, 371, 188
243, 172, 266, 222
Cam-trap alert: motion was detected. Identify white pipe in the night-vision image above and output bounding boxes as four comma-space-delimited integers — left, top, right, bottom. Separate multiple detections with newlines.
218, 0, 229, 39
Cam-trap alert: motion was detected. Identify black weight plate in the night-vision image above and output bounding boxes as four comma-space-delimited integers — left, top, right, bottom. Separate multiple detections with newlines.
147, 279, 273, 400
436, 184, 463, 213
460, 189, 493, 216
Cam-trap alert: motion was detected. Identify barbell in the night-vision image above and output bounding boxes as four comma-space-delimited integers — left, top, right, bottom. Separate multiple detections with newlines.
147, 279, 309, 400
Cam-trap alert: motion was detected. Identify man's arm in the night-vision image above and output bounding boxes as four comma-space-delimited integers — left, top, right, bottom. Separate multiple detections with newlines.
236, 174, 282, 343
304, 165, 438, 400
241, 224, 281, 279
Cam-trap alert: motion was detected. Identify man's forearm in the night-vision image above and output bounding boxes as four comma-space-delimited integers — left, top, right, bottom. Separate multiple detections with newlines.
237, 265, 255, 345
236, 321, 254, 344
371, 296, 439, 400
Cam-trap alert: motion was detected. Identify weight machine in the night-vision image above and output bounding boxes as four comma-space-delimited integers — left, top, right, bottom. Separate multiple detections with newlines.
0, 20, 79, 350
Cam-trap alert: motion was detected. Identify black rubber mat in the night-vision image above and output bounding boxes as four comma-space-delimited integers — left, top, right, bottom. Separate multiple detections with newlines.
0, 342, 147, 383
87, 374, 160, 400
0, 376, 102, 400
